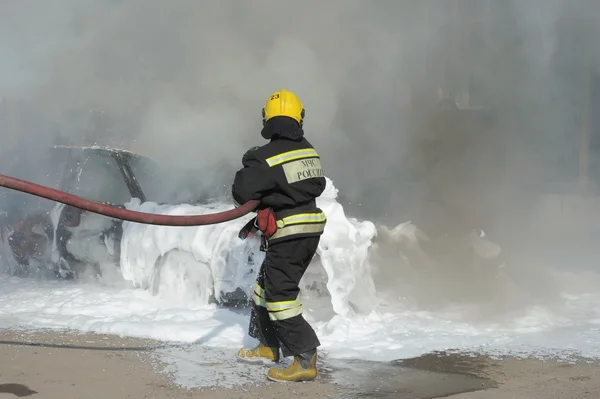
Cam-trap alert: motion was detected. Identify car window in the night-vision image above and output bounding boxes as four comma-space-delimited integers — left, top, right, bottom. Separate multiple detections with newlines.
69, 151, 133, 204
127, 155, 174, 203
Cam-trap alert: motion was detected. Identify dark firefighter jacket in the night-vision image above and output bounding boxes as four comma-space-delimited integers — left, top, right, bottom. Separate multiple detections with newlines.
232, 116, 327, 244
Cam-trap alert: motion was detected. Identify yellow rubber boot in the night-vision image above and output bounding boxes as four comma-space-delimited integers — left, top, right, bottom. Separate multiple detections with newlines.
237, 342, 280, 364
266, 349, 317, 382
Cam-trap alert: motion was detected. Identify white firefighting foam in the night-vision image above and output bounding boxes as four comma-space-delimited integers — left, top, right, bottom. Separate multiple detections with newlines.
119, 177, 377, 316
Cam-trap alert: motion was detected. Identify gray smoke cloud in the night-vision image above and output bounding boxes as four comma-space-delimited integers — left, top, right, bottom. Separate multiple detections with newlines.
2, 0, 600, 316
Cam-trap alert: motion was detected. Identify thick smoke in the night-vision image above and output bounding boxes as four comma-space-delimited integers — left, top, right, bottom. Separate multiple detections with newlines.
2, 1, 600, 317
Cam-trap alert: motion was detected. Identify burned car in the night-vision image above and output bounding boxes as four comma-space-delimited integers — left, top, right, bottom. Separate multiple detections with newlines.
0, 145, 262, 306
0, 145, 171, 279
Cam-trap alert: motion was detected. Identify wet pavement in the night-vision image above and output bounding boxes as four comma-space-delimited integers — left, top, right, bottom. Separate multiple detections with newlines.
324, 353, 496, 399
0, 330, 497, 399
0, 384, 38, 397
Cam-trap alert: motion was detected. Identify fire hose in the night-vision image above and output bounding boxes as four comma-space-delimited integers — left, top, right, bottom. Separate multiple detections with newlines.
0, 173, 259, 226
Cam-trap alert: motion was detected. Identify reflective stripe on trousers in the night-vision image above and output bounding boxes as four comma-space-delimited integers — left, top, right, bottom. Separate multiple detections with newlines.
253, 283, 266, 307
253, 283, 303, 321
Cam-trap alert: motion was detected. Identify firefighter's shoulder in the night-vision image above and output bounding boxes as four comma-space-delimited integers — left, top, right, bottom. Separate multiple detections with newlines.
241, 145, 270, 166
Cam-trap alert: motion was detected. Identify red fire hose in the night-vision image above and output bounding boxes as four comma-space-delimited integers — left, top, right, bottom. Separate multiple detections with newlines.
0, 173, 259, 226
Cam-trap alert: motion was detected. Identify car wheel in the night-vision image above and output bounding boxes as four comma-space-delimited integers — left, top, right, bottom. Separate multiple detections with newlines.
151, 249, 215, 305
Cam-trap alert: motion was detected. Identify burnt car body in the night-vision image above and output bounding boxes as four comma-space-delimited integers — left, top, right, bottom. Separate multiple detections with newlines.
0, 145, 173, 279
0, 145, 259, 307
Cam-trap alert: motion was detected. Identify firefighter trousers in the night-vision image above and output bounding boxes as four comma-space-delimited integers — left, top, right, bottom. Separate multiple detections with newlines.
248, 236, 321, 358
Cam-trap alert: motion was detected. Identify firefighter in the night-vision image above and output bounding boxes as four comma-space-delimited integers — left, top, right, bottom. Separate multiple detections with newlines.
232, 88, 327, 382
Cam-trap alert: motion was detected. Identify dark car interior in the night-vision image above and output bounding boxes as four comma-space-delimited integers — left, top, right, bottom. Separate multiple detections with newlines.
0, 146, 167, 278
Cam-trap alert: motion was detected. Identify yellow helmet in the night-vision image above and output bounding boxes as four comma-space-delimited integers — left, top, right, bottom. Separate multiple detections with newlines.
262, 88, 305, 127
